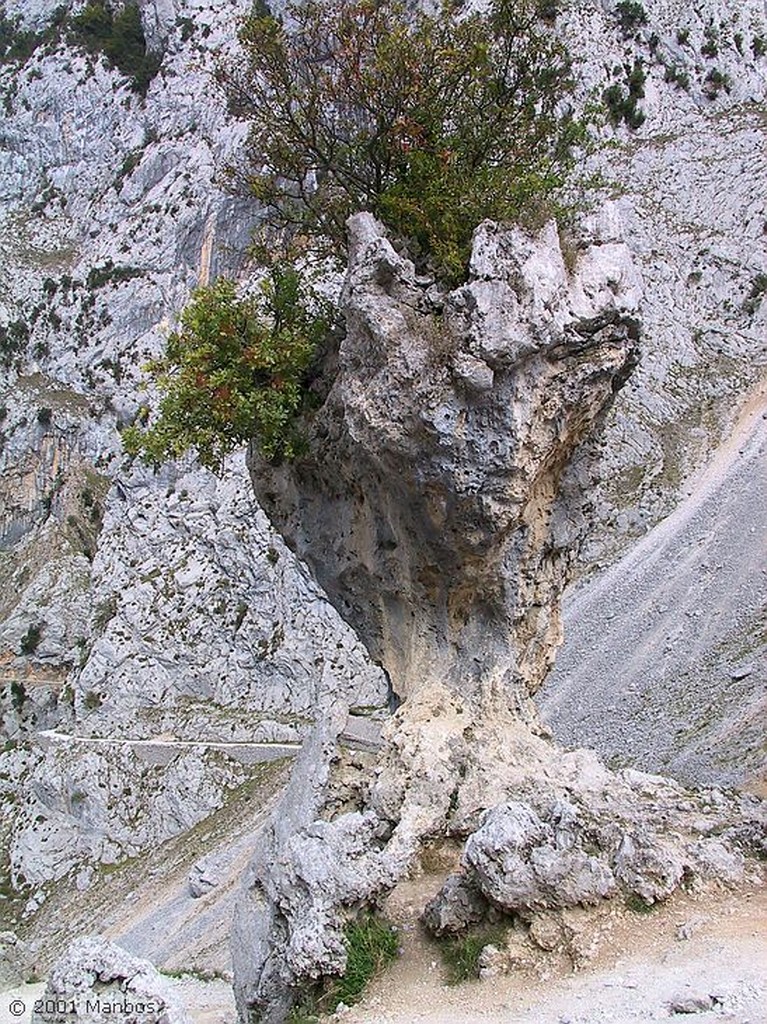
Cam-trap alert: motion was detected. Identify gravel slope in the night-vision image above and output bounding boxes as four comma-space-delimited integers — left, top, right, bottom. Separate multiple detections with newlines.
538, 378, 767, 789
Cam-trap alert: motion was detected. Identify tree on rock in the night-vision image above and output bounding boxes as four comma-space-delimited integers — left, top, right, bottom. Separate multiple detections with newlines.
222, 0, 585, 284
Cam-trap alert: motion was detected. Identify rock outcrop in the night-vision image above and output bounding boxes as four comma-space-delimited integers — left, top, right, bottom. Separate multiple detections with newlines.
31, 936, 190, 1024
232, 213, 642, 1019
233, 214, 765, 1022
249, 213, 641, 708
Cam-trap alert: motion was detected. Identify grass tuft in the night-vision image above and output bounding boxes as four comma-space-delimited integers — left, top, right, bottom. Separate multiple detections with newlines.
289, 914, 399, 1021
625, 893, 656, 914
437, 925, 508, 985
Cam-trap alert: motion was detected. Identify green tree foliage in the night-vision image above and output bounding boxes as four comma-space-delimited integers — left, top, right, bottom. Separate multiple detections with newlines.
222, 0, 585, 284
69, 0, 160, 95
123, 267, 331, 469
127, 0, 587, 468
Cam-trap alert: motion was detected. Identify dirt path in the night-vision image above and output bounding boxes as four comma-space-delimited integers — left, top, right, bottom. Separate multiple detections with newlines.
341, 882, 767, 1024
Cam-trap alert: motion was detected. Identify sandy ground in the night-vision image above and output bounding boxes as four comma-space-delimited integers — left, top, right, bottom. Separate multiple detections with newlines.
341, 881, 767, 1024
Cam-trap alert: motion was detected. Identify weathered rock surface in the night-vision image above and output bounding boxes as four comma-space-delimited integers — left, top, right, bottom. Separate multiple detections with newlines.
233, 212, 643, 1020
0, 931, 31, 989
562, 0, 767, 567
0, 0, 389, 898
425, 763, 762, 928
249, 213, 640, 708
31, 936, 190, 1024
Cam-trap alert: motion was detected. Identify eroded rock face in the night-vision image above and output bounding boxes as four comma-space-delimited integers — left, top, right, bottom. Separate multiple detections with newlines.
233, 214, 642, 1021
249, 214, 640, 708
31, 936, 189, 1024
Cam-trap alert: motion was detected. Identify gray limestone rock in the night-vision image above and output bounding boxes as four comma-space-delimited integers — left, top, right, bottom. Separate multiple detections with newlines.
233, 212, 643, 1020
188, 860, 220, 899
669, 994, 715, 1015
421, 873, 488, 936
31, 936, 190, 1024
248, 212, 640, 707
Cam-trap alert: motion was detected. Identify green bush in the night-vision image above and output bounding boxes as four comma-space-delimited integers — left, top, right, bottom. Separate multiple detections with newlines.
10, 680, 26, 712
19, 623, 42, 655
614, 1, 647, 37
0, 319, 29, 368
0, 5, 66, 66
701, 22, 719, 59
703, 67, 731, 99
663, 62, 690, 91
123, 266, 331, 468
223, 0, 585, 285
604, 60, 646, 128
69, 0, 161, 95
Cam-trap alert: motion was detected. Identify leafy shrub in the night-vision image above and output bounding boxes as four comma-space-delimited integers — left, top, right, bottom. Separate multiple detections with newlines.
663, 62, 690, 91
19, 623, 42, 655
123, 267, 331, 468
604, 61, 646, 128
703, 67, 731, 99
69, 0, 161, 95
0, 319, 29, 367
614, 0, 647, 37
222, 0, 585, 285
0, 5, 66, 66
86, 261, 145, 289
10, 680, 26, 712
701, 23, 719, 59
754, 36, 766, 57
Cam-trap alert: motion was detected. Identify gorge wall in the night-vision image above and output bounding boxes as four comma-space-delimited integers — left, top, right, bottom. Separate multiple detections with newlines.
0, 0, 764, 1012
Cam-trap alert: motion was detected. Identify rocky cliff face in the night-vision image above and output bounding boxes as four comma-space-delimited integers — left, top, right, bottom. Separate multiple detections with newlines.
0, 0, 389, 916
0, 0, 764, 1012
